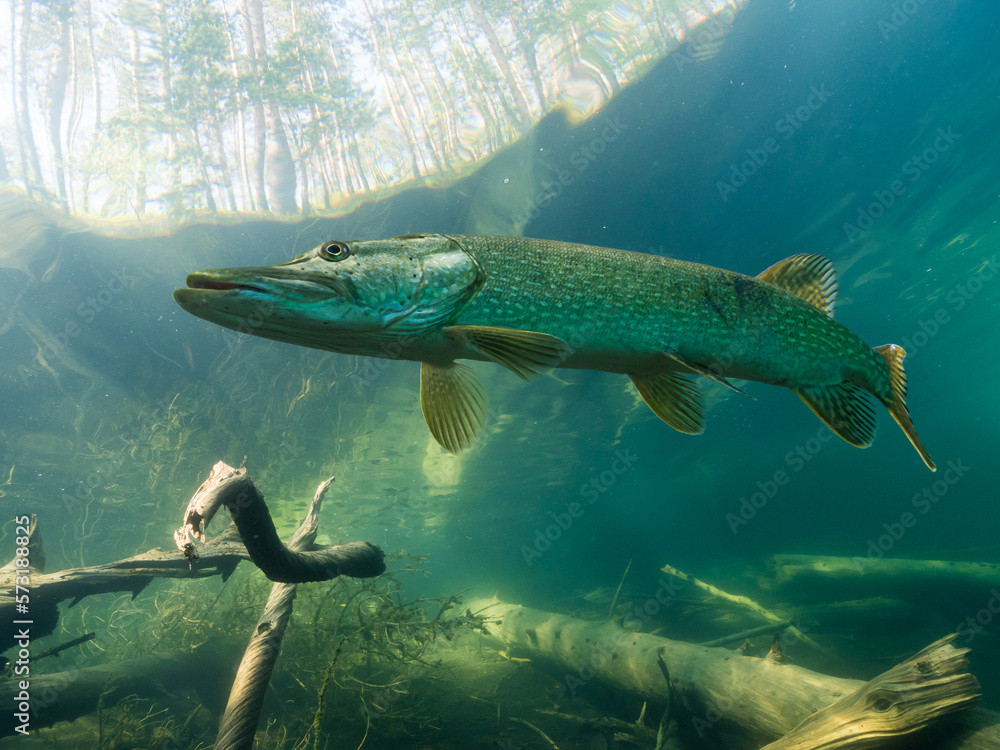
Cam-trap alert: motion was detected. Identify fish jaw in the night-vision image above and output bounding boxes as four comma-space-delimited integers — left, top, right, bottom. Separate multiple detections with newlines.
173, 269, 387, 347
173, 234, 484, 357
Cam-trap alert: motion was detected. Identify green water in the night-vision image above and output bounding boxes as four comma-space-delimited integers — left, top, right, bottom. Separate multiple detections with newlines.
2, 0, 999, 747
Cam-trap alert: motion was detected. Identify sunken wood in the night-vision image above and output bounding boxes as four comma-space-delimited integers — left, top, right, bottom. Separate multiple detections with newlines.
469, 598, 1000, 750
174, 461, 385, 583
760, 634, 979, 749
761, 554, 1000, 603
213, 475, 334, 750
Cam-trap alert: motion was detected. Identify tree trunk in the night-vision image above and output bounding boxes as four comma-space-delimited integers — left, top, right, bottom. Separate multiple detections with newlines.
14, 0, 44, 192
238, 0, 269, 212
359, 0, 423, 179
761, 553, 1000, 604
0, 139, 10, 180
46, 0, 72, 208
511, 12, 546, 111
239, 0, 296, 212
466, 0, 531, 130
265, 105, 297, 213
371, 3, 444, 175
214, 116, 238, 211
219, 0, 253, 211
470, 598, 1000, 749
78, 0, 100, 213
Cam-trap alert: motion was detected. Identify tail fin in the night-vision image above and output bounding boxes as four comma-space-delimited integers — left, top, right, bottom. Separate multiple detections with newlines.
874, 344, 936, 471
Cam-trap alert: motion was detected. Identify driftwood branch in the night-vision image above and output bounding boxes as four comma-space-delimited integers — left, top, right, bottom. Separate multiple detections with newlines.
174, 461, 385, 583
0, 526, 244, 647
0, 462, 384, 646
660, 562, 838, 661
214, 474, 336, 750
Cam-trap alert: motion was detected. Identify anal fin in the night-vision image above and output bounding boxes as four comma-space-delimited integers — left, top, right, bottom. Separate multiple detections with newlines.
445, 325, 573, 380
420, 362, 488, 453
793, 382, 877, 448
630, 372, 705, 435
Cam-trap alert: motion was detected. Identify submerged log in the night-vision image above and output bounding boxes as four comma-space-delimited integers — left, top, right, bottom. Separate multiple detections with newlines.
761, 554, 1000, 603
470, 598, 1000, 749
0, 641, 244, 737
759, 634, 979, 749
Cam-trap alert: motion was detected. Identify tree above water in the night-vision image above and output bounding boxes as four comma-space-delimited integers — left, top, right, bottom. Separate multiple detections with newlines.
0, 0, 745, 227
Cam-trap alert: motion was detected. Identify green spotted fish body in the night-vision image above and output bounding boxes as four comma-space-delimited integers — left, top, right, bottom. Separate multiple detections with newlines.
173, 234, 935, 470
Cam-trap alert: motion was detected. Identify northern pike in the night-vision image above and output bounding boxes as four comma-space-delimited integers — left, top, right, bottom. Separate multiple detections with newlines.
173, 234, 935, 470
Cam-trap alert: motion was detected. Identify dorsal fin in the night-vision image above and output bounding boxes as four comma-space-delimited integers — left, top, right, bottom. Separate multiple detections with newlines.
757, 254, 838, 316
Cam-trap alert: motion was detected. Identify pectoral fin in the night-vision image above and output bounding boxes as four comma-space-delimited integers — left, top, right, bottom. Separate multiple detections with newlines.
665, 352, 752, 398
793, 382, 876, 448
630, 372, 705, 434
420, 362, 488, 453
445, 325, 573, 380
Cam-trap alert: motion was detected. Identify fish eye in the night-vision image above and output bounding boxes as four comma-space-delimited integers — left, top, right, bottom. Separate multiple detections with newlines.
318, 241, 351, 261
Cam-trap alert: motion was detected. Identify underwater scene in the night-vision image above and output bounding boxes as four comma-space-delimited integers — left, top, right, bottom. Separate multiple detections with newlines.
2, 0, 1000, 747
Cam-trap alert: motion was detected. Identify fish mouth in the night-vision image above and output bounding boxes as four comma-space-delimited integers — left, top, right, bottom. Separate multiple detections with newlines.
173, 269, 355, 318
172, 273, 285, 318
184, 274, 269, 295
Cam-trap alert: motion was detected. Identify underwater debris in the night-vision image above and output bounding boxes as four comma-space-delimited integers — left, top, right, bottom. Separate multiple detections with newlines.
174, 461, 385, 583
214, 469, 337, 750
0, 463, 384, 649
472, 597, 988, 749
